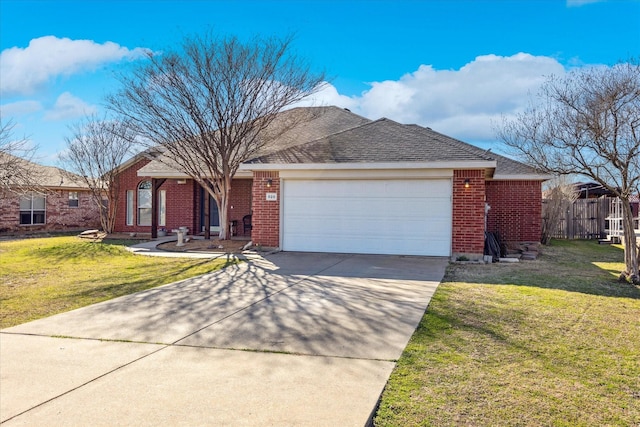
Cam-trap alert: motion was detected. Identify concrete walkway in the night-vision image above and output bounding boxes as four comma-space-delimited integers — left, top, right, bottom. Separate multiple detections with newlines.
0, 252, 447, 426
125, 236, 261, 259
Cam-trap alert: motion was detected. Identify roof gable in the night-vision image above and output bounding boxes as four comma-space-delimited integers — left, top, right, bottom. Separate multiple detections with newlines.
247, 117, 544, 178
136, 105, 370, 176
132, 105, 544, 179
247, 118, 495, 164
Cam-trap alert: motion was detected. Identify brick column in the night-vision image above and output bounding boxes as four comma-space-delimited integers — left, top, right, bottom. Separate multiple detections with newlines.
452, 170, 486, 258
251, 171, 280, 248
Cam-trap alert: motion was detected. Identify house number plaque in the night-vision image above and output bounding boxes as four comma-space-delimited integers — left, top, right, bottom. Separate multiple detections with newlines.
266, 192, 277, 201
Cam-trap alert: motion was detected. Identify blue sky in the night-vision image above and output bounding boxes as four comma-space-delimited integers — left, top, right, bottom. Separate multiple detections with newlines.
1, 0, 639, 165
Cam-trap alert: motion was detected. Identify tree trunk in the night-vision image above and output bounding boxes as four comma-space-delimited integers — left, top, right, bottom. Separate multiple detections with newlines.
215, 176, 231, 240
93, 188, 110, 233
203, 191, 210, 240
106, 188, 117, 234
621, 197, 639, 283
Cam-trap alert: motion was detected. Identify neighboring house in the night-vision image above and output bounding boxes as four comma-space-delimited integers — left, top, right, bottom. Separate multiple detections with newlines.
573, 182, 617, 199
113, 106, 548, 260
0, 157, 101, 233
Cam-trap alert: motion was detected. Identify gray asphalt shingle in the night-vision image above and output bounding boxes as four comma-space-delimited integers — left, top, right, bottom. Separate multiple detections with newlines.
136, 105, 540, 177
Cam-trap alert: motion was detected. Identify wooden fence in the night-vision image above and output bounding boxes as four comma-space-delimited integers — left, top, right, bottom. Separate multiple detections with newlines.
543, 198, 609, 240
544, 197, 640, 240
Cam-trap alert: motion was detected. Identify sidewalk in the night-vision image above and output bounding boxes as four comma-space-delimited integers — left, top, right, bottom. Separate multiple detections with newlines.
125, 236, 267, 260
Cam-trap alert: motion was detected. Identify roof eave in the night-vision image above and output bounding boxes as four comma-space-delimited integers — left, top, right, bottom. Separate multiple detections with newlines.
136, 169, 254, 179
492, 174, 552, 181
137, 170, 188, 178
240, 160, 497, 171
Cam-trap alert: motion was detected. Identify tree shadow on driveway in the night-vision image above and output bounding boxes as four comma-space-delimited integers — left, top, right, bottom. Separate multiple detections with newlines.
3, 252, 447, 361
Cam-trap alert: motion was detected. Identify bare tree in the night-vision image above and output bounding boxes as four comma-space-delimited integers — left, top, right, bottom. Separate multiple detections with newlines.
497, 60, 640, 283
0, 117, 41, 193
107, 32, 325, 239
541, 176, 579, 245
59, 115, 139, 233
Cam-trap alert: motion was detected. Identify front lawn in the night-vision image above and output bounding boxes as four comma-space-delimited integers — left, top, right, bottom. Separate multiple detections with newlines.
375, 240, 640, 426
0, 236, 237, 329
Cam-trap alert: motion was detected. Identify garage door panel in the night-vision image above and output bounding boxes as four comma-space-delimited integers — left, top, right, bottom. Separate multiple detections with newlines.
282, 179, 452, 256
284, 233, 450, 256
286, 197, 443, 218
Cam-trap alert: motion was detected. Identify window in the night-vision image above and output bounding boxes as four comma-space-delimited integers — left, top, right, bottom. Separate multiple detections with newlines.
68, 191, 79, 207
137, 181, 152, 226
158, 190, 166, 227
19, 193, 46, 225
126, 190, 134, 226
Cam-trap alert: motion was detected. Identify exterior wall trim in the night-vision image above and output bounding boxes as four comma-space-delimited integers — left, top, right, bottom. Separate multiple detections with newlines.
492, 174, 551, 180
242, 160, 496, 171
279, 168, 454, 180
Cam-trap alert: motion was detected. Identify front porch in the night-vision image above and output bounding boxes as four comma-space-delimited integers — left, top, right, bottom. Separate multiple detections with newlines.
145, 177, 254, 240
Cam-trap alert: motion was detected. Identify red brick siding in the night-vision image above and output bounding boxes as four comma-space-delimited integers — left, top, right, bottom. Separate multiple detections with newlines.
114, 159, 253, 236
163, 180, 198, 233
452, 170, 486, 256
0, 189, 100, 233
251, 171, 279, 247
114, 158, 148, 233
486, 180, 543, 245
114, 158, 198, 234
184, 179, 251, 235
228, 179, 253, 236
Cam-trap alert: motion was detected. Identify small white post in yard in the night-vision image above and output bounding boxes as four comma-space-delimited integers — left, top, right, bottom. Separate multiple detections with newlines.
173, 229, 185, 247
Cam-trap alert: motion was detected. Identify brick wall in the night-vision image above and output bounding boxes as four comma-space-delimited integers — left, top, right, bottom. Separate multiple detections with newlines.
163, 179, 198, 233
486, 180, 543, 246
251, 171, 279, 247
114, 159, 254, 237
0, 189, 100, 233
228, 178, 253, 237
114, 158, 198, 234
452, 170, 486, 257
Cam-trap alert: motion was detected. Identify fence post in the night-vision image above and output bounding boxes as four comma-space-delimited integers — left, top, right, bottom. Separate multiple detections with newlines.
567, 202, 574, 239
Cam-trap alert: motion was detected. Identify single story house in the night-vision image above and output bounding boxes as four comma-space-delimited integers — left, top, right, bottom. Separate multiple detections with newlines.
0, 156, 101, 233
113, 106, 547, 259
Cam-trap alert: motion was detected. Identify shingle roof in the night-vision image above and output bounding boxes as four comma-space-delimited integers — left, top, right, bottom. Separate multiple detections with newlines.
0, 153, 89, 189
137, 106, 370, 176
405, 124, 543, 177
247, 116, 542, 177
253, 106, 372, 157
247, 118, 492, 164
135, 105, 543, 178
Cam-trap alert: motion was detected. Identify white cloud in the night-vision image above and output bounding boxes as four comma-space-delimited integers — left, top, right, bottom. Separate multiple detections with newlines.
0, 100, 42, 117
44, 92, 97, 121
288, 82, 359, 110
309, 53, 566, 143
0, 36, 150, 96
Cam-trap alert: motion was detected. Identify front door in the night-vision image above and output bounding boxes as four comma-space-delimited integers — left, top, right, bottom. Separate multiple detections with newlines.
200, 189, 220, 233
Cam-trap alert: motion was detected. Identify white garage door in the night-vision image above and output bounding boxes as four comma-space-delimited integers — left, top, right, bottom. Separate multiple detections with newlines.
282, 179, 452, 256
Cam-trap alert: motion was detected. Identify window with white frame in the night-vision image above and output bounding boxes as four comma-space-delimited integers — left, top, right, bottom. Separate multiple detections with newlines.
158, 190, 166, 226
68, 191, 79, 207
19, 193, 46, 225
126, 190, 134, 226
137, 181, 152, 226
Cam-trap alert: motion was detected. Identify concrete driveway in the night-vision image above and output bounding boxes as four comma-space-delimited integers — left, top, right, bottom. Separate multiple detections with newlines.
0, 252, 447, 426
